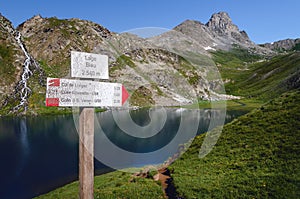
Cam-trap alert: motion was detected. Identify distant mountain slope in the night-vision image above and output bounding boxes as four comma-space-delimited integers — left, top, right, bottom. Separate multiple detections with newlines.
150, 12, 273, 56
217, 51, 300, 100
261, 38, 300, 52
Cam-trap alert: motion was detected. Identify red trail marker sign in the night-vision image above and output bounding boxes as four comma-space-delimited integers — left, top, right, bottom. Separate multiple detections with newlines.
45, 51, 129, 199
46, 78, 129, 107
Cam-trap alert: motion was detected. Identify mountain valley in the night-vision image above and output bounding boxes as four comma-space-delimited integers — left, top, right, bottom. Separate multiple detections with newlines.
0, 12, 299, 116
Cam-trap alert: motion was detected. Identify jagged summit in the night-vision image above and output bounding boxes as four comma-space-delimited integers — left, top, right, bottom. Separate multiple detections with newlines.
206, 12, 251, 44
206, 12, 239, 35
164, 11, 269, 53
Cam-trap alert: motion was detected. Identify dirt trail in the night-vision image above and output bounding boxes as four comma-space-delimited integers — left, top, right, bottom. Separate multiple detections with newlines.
154, 167, 183, 199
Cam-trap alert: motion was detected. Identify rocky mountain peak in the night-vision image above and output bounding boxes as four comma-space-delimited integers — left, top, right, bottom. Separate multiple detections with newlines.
206, 12, 239, 35
23, 14, 43, 25
16, 16, 113, 73
177, 19, 204, 27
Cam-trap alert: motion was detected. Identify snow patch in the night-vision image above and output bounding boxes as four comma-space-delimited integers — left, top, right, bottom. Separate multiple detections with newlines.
172, 93, 193, 104
204, 46, 216, 51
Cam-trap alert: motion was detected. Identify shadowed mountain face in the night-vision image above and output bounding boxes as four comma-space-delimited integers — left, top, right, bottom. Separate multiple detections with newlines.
0, 12, 298, 115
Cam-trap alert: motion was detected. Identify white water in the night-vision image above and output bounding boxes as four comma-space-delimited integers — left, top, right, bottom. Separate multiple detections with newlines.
13, 32, 33, 111
1, 19, 44, 112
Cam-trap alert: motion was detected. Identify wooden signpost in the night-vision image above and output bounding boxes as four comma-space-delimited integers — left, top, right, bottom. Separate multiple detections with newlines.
46, 51, 129, 199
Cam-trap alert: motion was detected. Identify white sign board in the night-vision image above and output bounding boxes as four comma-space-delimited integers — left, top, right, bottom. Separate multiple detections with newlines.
46, 78, 129, 107
71, 51, 109, 79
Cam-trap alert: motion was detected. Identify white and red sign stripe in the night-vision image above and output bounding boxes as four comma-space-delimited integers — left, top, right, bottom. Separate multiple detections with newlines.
46, 78, 129, 107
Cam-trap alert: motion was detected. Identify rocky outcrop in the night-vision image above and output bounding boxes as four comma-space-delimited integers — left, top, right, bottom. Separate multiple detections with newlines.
17, 15, 112, 77
261, 38, 300, 52
0, 14, 46, 114
0, 14, 25, 106
151, 12, 273, 56
206, 12, 251, 44
206, 12, 239, 34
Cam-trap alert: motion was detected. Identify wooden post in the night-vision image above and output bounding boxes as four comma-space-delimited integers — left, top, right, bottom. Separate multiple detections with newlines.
79, 107, 94, 199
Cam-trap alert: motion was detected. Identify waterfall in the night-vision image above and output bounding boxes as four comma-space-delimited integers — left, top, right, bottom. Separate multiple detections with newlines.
13, 32, 33, 111
0, 17, 45, 114
12, 31, 44, 112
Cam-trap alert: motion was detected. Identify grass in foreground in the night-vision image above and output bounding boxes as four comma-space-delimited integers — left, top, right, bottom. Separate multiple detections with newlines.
36, 171, 164, 199
170, 90, 300, 198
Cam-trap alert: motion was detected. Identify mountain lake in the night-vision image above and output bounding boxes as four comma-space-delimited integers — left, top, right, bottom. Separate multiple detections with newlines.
0, 108, 247, 199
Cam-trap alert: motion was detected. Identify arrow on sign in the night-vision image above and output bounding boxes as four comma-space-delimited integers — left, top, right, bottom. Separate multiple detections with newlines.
122, 85, 129, 105
46, 78, 129, 107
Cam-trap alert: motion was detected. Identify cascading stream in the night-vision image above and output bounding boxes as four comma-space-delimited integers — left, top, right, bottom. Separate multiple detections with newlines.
14, 32, 33, 111
0, 17, 45, 113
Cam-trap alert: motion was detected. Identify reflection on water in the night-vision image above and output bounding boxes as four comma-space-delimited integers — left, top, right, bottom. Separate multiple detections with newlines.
0, 115, 81, 199
0, 108, 247, 199
15, 119, 30, 177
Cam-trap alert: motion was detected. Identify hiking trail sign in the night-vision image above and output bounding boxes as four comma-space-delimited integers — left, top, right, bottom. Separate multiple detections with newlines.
71, 51, 109, 79
46, 78, 129, 107
45, 51, 129, 199
46, 51, 129, 107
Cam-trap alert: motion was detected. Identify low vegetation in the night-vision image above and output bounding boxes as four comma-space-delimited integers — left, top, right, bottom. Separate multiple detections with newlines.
170, 90, 300, 198
36, 171, 164, 199
213, 47, 300, 101
0, 43, 17, 94
211, 46, 263, 80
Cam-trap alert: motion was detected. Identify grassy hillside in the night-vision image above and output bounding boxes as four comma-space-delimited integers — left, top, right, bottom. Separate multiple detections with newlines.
36, 90, 300, 198
170, 90, 300, 198
227, 53, 300, 100
211, 46, 263, 81
36, 171, 164, 199
213, 49, 300, 101
0, 44, 16, 85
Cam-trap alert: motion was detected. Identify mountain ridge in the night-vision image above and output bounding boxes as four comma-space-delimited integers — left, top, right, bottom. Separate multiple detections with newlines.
261, 38, 300, 52
171, 12, 271, 55
0, 12, 299, 115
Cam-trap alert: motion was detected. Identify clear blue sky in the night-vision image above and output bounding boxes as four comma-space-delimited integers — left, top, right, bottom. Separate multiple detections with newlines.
1, 0, 299, 44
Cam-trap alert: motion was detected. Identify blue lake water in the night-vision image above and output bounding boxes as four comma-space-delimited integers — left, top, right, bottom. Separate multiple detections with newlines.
0, 108, 246, 199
